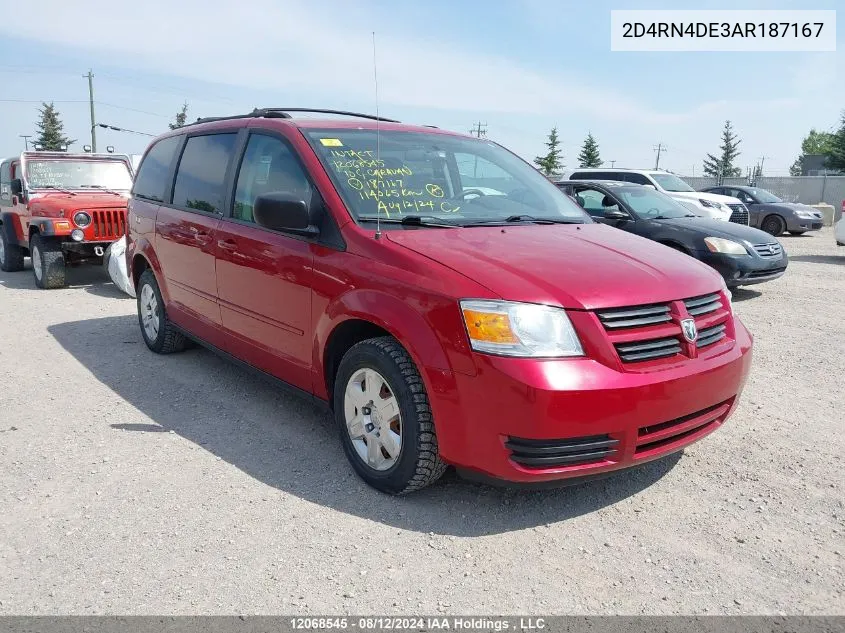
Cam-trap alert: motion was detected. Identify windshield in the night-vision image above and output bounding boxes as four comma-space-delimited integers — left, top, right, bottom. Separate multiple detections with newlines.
305, 130, 589, 226
25, 160, 133, 191
615, 187, 693, 219
747, 188, 782, 203
650, 173, 695, 192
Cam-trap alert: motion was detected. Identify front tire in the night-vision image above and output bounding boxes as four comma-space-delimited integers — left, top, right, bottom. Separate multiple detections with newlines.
30, 233, 66, 289
0, 230, 25, 272
333, 336, 447, 494
136, 269, 188, 354
761, 215, 785, 236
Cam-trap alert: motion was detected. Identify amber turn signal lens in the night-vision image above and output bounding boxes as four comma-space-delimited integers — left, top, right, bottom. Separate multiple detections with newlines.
54, 221, 71, 231
462, 309, 518, 344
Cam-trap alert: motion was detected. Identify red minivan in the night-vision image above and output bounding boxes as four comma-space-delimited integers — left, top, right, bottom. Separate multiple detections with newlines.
126, 108, 753, 494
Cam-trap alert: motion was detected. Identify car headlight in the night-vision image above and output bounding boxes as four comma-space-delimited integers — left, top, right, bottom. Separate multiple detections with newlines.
73, 211, 91, 228
460, 300, 584, 357
794, 211, 816, 218
699, 199, 724, 209
704, 237, 749, 255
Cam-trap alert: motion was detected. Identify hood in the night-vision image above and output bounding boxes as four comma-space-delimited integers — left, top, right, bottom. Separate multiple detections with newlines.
672, 191, 741, 205
761, 202, 822, 215
385, 223, 722, 310
656, 217, 779, 245
28, 191, 129, 216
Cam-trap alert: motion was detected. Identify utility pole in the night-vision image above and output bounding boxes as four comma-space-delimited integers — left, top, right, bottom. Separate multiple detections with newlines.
85, 69, 97, 152
757, 155, 769, 176
609, 160, 616, 167
468, 122, 487, 178
19, 135, 31, 150
653, 143, 666, 170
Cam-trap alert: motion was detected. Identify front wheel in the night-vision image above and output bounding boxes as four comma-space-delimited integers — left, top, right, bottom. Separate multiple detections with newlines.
0, 230, 25, 272
761, 215, 785, 236
333, 336, 447, 494
136, 269, 189, 354
30, 233, 66, 289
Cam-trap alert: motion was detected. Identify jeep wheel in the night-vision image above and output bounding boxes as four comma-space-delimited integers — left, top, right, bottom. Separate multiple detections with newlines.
333, 336, 447, 494
137, 269, 188, 354
0, 230, 25, 272
30, 233, 66, 289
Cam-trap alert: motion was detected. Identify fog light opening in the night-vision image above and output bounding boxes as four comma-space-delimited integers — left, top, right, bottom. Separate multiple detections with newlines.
71, 229, 84, 242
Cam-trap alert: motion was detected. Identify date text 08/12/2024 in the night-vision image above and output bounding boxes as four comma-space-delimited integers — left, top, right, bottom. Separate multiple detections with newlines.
289, 617, 547, 631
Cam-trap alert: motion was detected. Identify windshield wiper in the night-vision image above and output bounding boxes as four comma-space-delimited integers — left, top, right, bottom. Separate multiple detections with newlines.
357, 215, 459, 228
464, 214, 583, 226
79, 184, 123, 195
38, 185, 76, 195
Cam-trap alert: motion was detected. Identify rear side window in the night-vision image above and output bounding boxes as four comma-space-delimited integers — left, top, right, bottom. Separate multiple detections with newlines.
571, 171, 619, 181
172, 133, 238, 214
133, 136, 181, 202
623, 173, 651, 185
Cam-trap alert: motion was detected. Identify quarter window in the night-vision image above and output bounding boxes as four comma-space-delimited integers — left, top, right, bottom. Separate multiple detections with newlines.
132, 136, 181, 203
172, 133, 238, 213
233, 135, 312, 223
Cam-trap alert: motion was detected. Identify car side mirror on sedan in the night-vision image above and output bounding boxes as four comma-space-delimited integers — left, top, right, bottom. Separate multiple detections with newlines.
604, 209, 629, 221
253, 192, 320, 237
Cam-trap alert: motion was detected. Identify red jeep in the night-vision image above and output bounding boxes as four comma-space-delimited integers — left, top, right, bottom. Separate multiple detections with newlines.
0, 151, 133, 288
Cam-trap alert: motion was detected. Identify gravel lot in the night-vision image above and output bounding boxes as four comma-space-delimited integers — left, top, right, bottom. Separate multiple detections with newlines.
0, 229, 842, 615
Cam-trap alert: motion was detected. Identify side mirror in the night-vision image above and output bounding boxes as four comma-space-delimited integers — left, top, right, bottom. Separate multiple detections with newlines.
642, 184, 656, 190
10, 178, 23, 197
253, 192, 319, 237
604, 209, 629, 220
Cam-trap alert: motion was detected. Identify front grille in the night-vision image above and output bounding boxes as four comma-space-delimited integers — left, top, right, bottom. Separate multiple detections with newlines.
747, 266, 786, 279
615, 337, 682, 362
635, 400, 731, 455
752, 242, 783, 258
506, 435, 619, 469
91, 209, 126, 240
727, 204, 749, 225
596, 303, 671, 330
684, 293, 721, 317
696, 323, 726, 348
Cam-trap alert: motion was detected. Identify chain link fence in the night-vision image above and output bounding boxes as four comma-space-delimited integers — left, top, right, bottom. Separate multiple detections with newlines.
682, 176, 845, 218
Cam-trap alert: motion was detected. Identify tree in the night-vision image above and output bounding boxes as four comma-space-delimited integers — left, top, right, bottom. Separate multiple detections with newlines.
34, 102, 75, 151
702, 120, 742, 179
824, 111, 845, 172
577, 133, 602, 168
789, 128, 835, 175
534, 127, 563, 176
169, 102, 189, 130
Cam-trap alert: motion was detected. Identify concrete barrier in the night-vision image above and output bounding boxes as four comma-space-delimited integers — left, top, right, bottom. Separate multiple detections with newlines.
810, 203, 835, 226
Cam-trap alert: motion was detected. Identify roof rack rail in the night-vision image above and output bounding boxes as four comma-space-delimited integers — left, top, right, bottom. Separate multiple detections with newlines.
187, 108, 399, 127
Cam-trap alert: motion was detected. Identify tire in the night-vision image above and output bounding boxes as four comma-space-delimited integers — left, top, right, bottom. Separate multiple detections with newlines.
788, 231, 806, 236
30, 233, 66, 289
0, 229, 25, 272
761, 215, 785, 236
333, 336, 447, 494
136, 269, 188, 354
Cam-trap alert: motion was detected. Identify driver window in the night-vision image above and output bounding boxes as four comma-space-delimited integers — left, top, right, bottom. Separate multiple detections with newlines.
576, 188, 618, 217
233, 134, 312, 223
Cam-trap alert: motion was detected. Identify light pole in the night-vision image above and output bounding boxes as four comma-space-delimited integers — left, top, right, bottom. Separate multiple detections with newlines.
19, 135, 32, 150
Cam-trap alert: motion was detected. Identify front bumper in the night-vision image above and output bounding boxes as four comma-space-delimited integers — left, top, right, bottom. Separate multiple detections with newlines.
428, 319, 753, 484
699, 251, 788, 287
786, 216, 823, 232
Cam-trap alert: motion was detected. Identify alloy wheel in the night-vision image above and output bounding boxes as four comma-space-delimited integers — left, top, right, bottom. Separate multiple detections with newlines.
343, 367, 402, 471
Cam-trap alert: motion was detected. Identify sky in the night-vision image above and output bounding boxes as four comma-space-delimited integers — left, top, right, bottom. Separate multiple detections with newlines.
0, 0, 841, 176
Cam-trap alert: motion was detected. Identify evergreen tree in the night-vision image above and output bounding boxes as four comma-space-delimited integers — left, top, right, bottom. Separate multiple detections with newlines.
34, 102, 75, 151
534, 127, 563, 176
824, 111, 845, 172
577, 133, 602, 168
789, 128, 835, 175
702, 120, 742, 179
169, 102, 189, 130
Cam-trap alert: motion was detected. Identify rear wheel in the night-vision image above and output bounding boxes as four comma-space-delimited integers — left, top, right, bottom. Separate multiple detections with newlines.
136, 269, 188, 354
30, 233, 66, 289
761, 215, 785, 236
0, 230, 25, 272
334, 336, 447, 494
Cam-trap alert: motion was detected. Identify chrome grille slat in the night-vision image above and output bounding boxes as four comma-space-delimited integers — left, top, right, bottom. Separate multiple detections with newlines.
727, 204, 749, 225
753, 242, 783, 258
596, 304, 671, 330
615, 336, 681, 362
696, 324, 727, 348
684, 293, 721, 317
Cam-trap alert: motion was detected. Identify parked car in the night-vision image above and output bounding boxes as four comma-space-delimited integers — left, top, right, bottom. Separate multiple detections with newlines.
564, 168, 749, 225
835, 212, 845, 246
0, 151, 133, 288
558, 180, 788, 288
127, 108, 753, 494
701, 185, 824, 236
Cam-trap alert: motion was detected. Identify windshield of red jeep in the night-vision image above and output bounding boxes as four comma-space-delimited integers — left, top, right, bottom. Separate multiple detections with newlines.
305, 129, 589, 226
25, 160, 133, 191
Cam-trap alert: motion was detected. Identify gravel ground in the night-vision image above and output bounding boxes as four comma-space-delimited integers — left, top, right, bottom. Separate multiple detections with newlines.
0, 229, 843, 615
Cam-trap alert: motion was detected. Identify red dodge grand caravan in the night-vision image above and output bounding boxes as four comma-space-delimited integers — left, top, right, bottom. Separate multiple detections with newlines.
127, 108, 753, 494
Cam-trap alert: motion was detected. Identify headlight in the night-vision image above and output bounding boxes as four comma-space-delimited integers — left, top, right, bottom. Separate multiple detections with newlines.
794, 211, 816, 218
704, 237, 748, 255
699, 199, 724, 209
460, 300, 584, 357
73, 211, 91, 227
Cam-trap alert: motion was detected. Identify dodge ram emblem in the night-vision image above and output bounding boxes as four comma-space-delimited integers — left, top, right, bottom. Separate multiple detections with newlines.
681, 318, 698, 343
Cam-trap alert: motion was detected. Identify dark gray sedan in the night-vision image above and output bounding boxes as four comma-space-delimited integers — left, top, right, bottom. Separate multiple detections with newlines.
701, 185, 823, 236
